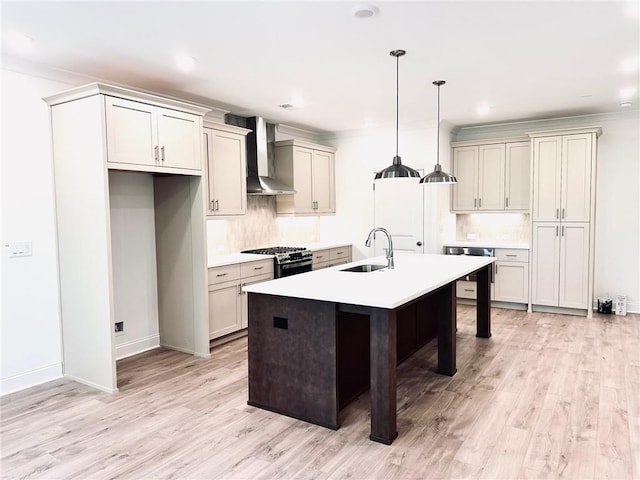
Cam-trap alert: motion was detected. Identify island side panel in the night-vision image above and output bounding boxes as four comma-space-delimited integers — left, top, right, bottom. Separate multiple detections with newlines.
476, 264, 492, 338
247, 293, 339, 429
369, 308, 398, 445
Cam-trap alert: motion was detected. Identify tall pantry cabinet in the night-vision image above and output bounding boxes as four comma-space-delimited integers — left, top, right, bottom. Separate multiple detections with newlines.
528, 127, 601, 315
44, 83, 211, 393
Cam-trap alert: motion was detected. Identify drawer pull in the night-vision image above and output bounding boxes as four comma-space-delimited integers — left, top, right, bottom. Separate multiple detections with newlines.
216, 272, 228, 277
505, 254, 517, 257
464, 289, 475, 292
316, 255, 324, 259
336, 251, 344, 255
254, 266, 264, 270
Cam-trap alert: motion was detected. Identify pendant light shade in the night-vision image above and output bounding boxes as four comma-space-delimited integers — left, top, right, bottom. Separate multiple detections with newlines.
420, 80, 457, 184
375, 50, 420, 180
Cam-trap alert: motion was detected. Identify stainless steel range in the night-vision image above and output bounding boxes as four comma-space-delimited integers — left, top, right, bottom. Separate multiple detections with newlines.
241, 246, 313, 278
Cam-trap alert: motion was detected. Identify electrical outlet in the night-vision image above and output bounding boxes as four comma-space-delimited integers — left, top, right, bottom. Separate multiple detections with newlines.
115, 321, 124, 335
7, 241, 32, 257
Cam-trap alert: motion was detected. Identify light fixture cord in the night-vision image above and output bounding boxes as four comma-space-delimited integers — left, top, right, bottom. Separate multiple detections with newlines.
395, 54, 399, 157
435, 83, 440, 167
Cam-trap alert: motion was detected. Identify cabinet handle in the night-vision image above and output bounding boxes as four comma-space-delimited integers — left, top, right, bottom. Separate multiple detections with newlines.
505, 197, 509, 208
556, 208, 559, 219
562, 208, 565, 219
474, 198, 477, 208
562, 226, 565, 236
154, 146, 159, 162
336, 251, 343, 255
216, 272, 228, 277
495, 265, 498, 274
254, 266, 264, 270
555, 226, 559, 236
161, 146, 165, 162
210, 200, 214, 211
215, 200, 219, 211
505, 254, 517, 257
478, 198, 482, 208
464, 289, 475, 292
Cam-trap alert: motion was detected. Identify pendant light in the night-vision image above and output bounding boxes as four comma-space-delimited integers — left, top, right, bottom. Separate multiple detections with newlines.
374, 50, 420, 180
420, 80, 457, 184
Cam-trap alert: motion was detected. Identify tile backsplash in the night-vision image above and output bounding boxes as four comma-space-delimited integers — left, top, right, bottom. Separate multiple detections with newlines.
206, 196, 320, 255
456, 213, 530, 243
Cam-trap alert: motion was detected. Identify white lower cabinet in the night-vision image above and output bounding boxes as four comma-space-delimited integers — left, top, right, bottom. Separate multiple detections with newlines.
312, 246, 351, 270
531, 222, 590, 309
494, 249, 529, 303
208, 259, 273, 340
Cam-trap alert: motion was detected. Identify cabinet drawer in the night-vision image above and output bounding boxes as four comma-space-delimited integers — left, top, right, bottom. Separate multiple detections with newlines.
313, 249, 331, 264
330, 247, 350, 261
496, 249, 529, 262
312, 260, 331, 271
208, 264, 241, 285
240, 259, 274, 278
457, 281, 477, 299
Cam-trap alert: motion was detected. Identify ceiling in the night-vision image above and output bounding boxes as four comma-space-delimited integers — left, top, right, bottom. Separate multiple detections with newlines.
2, 1, 639, 134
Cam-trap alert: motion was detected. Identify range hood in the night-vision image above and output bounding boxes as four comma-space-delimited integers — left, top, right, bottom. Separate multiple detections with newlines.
226, 115, 295, 195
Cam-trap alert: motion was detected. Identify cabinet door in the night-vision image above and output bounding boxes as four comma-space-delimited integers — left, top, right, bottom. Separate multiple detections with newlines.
205, 128, 247, 215
240, 273, 273, 329
451, 146, 478, 211
532, 137, 562, 222
494, 261, 529, 303
559, 222, 590, 309
505, 142, 531, 211
208, 282, 241, 339
561, 134, 592, 222
292, 147, 315, 214
156, 108, 202, 171
312, 150, 335, 213
105, 97, 157, 167
531, 222, 560, 306
478, 144, 505, 210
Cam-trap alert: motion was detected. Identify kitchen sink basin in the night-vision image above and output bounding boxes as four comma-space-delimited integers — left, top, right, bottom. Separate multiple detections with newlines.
340, 264, 387, 273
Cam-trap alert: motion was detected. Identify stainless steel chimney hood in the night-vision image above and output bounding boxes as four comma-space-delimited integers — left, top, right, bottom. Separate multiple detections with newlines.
244, 116, 295, 195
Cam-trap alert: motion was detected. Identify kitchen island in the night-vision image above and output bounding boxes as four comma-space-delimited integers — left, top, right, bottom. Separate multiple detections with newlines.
243, 253, 495, 444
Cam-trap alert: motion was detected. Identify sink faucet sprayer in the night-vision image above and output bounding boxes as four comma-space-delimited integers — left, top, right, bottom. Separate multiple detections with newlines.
365, 227, 394, 269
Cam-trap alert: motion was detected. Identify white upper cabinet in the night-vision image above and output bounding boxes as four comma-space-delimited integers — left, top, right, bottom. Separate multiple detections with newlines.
105, 96, 203, 173
203, 122, 250, 216
505, 142, 531, 211
451, 146, 478, 211
274, 140, 337, 216
532, 133, 592, 222
451, 139, 529, 212
478, 144, 506, 210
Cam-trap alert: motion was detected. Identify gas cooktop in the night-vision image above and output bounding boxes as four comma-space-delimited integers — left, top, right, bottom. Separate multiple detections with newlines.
242, 246, 307, 255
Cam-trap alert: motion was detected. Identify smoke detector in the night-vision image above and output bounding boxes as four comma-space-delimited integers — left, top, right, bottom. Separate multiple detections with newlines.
350, 4, 379, 18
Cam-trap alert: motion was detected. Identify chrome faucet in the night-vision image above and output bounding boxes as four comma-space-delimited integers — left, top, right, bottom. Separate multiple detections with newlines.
365, 227, 394, 269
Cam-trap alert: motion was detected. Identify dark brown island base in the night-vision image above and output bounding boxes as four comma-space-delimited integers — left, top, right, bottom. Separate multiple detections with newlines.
244, 254, 495, 445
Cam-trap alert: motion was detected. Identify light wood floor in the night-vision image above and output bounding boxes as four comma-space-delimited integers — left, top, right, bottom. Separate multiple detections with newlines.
2, 306, 639, 479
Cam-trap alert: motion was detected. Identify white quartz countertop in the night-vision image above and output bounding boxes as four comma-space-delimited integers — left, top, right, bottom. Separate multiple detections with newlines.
208, 253, 272, 268
301, 242, 352, 251
442, 241, 529, 250
243, 253, 495, 309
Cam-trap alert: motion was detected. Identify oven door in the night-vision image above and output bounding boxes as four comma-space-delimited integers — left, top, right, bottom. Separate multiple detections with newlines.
277, 259, 313, 278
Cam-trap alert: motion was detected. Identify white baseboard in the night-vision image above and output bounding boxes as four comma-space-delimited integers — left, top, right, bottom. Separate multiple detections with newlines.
1, 363, 62, 396
115, 334, 160, 360
64, 373, 118, 394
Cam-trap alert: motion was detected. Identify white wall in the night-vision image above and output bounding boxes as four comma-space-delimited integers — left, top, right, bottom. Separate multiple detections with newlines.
1, 69, 75, 394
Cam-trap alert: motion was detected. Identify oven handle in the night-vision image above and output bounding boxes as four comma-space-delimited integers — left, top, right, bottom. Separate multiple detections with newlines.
280, 259, 313, 271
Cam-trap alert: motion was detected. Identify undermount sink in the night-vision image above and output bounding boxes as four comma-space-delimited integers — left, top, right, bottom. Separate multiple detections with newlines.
340, 264, 387, 273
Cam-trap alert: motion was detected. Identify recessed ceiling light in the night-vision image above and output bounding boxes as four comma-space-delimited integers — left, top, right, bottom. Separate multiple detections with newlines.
621, 57, 640, 73
5, 31, 34, 54
477, 105, 492, 116
175, 54, 197, 73
350, 4, 379, 18
620, 87, 637, 99
621, 101, 633, 107
579, 94, 593, 98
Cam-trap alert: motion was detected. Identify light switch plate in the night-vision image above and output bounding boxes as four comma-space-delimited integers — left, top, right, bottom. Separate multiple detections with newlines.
8, 241, 32, 257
